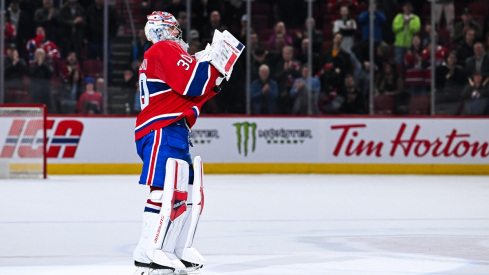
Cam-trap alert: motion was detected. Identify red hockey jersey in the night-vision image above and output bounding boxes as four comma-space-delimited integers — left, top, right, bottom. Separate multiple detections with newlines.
135, 41, 220, 140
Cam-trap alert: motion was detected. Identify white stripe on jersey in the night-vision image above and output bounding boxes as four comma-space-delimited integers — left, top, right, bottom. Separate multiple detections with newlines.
150, 89, 172, 97
136, 112, 183, 131
192, 106, 200, 116
147, 78, 166, 83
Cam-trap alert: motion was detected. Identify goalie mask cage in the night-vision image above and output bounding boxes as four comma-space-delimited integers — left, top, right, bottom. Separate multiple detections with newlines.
0, 104, 47, 179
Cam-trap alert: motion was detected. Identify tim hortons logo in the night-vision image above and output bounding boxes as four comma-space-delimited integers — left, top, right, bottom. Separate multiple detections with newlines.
0, 119, 84, 159
331, 123, 489, 158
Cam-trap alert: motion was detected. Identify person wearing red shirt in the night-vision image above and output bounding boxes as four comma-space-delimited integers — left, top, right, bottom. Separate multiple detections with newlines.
77, 77, 103, 114
26, 26, 60, 67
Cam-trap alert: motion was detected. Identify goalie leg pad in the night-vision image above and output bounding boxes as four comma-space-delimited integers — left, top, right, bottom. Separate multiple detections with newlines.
175, 156, 206, 266
134, 158, 190, 271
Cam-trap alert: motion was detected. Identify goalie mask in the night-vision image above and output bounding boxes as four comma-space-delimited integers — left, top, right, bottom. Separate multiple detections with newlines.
145, 11, 189, 51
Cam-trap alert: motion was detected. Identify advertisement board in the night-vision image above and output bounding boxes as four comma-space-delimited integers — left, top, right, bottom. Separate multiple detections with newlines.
2, 116, 488, 174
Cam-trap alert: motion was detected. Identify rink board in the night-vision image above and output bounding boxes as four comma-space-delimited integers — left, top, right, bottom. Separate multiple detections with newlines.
2, 116, 488, 174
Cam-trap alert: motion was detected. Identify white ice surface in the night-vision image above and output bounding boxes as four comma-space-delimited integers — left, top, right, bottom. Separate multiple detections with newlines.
1, 174, 489, 274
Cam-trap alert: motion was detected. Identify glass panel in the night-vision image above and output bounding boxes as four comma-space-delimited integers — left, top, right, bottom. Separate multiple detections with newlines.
3, 0, 487, 117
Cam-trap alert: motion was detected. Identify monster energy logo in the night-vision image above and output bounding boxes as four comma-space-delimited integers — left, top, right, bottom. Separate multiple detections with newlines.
233, 122, 257, 156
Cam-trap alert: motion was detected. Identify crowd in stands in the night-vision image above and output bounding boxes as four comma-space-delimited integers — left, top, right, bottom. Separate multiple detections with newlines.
4, 0, 489, 116
4, 0, 118, 114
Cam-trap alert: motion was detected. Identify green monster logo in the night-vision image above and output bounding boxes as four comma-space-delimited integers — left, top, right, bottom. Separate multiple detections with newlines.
233, 122, 257, 156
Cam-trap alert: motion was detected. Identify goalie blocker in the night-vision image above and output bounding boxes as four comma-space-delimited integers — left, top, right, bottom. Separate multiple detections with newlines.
133, 157, 206, 273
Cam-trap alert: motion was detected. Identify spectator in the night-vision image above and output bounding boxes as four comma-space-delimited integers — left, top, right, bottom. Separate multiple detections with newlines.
189, 29, 200, 45
297, 38, 321, 75
333, 6, 357, 53
452, 8, 482, 44
351, 40, 390, 95
58, 0, 85, 60
269, 33, 287, 55
132, 29, 151, 63
422, 35, 448, 67
122, 69, 138, 114
191, 0, 221, 35
392, 2, 421, 64
4, 12, 16, 47
250, 47, 272, 81
466, 42, 489, 80
237, 14, 252, 45
405, 35, 426, 95
248, 32, 261, 54
29, 48, 53, 110
461, 72, 489, 115
374, 62, 403, 96
290, 64, 321, 115
9, 0, 31, 58
435, 51, 467, 90
274, 46, 301, 114
201, 11, 227, 45
59, 51, 81, 81
167, 0, 186, 21
95, 77, 104, 95
294, 17, 323, 54
85, 0, 119, 59
78, 77, 103, 114
250, 64, 278, 114
318, 33, 352, 93
435, 51, 467, 114
328, 0, 358, 21
420, 21, 446, 48
34, 0, 59, 45
26, 26, 60, 68
57, 68, 82, 113
358, 2, 386, 41
268, 22, 293, 51
339, 74, 365, 114
5, 44, 29, 103
434, 0, 454, 35
456, 29, 476, 67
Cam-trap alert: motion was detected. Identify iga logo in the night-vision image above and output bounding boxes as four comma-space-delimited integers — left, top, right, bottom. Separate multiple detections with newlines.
0, 119, 83, 159
46, 120, 83, 158
233, 122, 257, 157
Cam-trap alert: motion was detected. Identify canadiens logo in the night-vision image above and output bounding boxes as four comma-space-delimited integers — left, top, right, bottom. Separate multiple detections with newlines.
140, 59, 147, 70
0, 119, 84, 159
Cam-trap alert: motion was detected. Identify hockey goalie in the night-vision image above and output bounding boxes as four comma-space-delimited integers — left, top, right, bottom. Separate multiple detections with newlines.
132, 11, 243, 275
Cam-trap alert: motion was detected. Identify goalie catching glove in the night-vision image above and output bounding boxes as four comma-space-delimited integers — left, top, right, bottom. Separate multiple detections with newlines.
194, 30, 244, 84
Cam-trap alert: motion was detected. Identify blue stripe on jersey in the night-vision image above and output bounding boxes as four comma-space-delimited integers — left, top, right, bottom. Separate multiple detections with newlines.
144, 207, 160, 214
146, 81, 171, 95
192, 107, 199, 118
186, 63, 210, 96
135, 115, 180, 133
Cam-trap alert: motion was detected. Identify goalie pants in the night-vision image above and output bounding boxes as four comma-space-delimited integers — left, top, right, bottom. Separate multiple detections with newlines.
136, 119, 193, 188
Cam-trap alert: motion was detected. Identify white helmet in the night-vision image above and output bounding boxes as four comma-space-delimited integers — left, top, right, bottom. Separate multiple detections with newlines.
144, 11, 188, 51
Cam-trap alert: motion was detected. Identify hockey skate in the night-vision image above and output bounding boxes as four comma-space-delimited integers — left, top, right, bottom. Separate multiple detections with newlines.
134, 261, 176, 275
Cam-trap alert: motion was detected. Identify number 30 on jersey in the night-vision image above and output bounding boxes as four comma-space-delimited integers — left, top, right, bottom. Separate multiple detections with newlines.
177, 54, 193, 71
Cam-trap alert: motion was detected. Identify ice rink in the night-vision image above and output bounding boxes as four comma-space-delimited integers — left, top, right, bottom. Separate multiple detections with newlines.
1, 174, 489, 275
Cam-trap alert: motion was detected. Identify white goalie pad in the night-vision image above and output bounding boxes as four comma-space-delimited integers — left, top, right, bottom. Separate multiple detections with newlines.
209, 30, 245, 81
145, 158, 190, 271
175, 156, 206, 266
